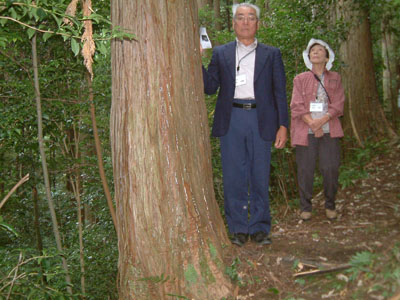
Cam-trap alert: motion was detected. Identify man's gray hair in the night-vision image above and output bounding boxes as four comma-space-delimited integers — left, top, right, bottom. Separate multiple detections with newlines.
232, 3, 260, 19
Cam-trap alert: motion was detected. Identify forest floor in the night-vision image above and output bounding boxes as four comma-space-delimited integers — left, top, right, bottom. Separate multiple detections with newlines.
226, 143, 400, 300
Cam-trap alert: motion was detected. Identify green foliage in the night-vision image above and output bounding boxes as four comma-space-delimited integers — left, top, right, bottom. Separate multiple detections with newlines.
339, 138, 388, 188
295, 278, 306, 286
225, 257, 242, 283
138, 273, 170, 284
209, 242, 217, 260
268, 287, 280, 295
0, 248, 81, 299
0, 216, 18, 237
184, 264, 198, 285
348, 251, 376, 278
348, 246, 400, 297
0, 1, 117, 298
292, 258, 300, 270
313, 244, 400, 299
0, 0, 134, 55
165, 293, 190, 300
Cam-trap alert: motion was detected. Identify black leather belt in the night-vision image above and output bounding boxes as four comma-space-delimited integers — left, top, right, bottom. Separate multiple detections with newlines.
233, 102, 256, 110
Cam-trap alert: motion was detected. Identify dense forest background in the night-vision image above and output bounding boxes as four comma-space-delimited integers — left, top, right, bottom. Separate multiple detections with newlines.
1, 0, 399, 299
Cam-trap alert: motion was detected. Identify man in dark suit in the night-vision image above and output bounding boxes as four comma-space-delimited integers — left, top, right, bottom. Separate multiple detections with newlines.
202, 3, 288, 246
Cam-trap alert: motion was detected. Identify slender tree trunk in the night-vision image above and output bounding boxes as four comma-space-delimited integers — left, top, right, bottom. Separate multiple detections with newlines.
333, 0, 397, 142
70, 121, 86, 296
76, 174, 85, 297
69, 173, 86, 296
265, 0, 270, 11
111, 1, 232, 299
32, 186, 47, 284
213, 0, 221, 31
31, 33, 72, 294
226, 2, 232, 32
87, 73, 117, 229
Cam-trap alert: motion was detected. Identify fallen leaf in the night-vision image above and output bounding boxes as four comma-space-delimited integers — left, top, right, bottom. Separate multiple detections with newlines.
319, 256, 328, 261
336, 274, 349, 282
322, 289, 335, 298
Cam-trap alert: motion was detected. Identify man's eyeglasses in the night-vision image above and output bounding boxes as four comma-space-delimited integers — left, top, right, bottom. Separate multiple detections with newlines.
234, 15, 258, 22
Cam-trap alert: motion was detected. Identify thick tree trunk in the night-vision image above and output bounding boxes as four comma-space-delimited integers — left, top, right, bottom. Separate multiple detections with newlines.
381, 24, 400, 129
111, 1, 232, 299
197, 0, 212, 9
333, 0, 397, 142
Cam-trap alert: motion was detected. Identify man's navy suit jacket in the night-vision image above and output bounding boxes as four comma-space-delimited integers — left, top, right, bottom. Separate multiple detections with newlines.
202, 41, 289, 142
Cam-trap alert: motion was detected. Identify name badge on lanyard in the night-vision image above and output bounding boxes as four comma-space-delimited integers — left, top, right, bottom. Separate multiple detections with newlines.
310, 102, 323, 112
236, 74, 247, 87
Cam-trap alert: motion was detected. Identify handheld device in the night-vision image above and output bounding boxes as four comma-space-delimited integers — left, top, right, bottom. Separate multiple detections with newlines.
200, 27, 212, 49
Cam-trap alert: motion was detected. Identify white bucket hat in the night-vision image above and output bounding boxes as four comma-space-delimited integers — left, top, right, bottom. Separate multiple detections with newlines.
302, 38, 335, 71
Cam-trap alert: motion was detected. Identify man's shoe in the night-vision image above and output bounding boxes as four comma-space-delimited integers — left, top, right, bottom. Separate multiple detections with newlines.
250, 232, 272, 245
300, 211, 312, 221
326, 209, 337, 219
230, 233, 248, 246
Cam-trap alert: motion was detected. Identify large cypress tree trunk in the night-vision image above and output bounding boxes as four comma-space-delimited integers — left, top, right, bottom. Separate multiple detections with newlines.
333, 0, 397, 143
110, 1, 232, 299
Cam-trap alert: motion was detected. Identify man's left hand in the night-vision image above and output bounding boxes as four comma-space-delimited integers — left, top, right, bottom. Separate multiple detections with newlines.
274, 126, 287, 149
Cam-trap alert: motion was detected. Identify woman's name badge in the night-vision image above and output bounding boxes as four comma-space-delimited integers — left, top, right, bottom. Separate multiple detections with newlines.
236, 74, 247, 87
310, 102, 323, 112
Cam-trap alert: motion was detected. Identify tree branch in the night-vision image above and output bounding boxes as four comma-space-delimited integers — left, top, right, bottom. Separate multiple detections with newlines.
293, 264, 351, 278
0, 174, 30, 210
0, 16, 81, 38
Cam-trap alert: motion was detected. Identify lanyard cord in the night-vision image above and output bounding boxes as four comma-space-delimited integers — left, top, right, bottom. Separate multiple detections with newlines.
310, 71, 331, 104
236, 46, 256, 72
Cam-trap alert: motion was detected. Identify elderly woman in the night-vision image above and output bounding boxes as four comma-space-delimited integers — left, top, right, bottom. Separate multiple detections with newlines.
290, 38, 345, 221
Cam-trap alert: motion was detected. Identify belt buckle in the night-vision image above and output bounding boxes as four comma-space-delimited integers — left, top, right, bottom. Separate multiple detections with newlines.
243, 103, 252, 110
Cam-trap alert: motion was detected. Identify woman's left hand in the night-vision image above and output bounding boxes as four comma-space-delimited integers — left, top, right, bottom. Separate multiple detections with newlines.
309, 115, 330, 132
314, 128, 324, 138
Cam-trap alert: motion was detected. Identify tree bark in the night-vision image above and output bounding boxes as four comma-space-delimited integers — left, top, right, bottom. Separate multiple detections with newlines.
197, 0, 212, 9
381, 23, 400, 129
333, 0, 397, 142
213, 0, 221, 31
111, 1, 232, 299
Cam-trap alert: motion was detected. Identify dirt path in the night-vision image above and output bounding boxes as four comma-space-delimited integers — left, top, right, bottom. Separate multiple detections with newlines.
228, 144, 400, 300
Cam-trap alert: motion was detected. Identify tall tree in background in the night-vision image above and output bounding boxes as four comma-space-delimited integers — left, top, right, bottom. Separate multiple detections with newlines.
111, 1, 232, 299
214, 0, 222, 32
333, 0, 398, 144
380, 2, 400, 129
197, 0, 213, 9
